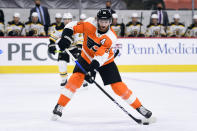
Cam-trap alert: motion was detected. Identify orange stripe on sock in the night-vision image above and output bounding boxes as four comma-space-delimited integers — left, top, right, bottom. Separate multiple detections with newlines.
58, 94, 71, 107
111, 82, 142, 109
130, 98, 141, 109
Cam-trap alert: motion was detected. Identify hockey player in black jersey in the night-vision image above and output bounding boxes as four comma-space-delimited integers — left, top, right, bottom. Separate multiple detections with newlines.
126, 13, 145, 37
110, 13, 125, 37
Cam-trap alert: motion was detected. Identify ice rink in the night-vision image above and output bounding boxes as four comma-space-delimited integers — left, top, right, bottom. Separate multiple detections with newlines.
0, 72, 197, 131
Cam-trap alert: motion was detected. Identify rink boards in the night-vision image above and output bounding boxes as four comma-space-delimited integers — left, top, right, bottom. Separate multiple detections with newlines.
0, 37, 197, 73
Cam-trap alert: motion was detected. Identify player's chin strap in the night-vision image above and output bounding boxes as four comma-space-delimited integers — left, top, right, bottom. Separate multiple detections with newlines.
57, 48, 155, 125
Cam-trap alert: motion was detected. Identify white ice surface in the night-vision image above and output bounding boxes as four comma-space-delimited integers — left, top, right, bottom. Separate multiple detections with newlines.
0, 73, 197, 131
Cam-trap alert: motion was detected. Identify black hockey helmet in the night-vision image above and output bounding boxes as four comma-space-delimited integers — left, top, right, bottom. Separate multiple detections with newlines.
97, 8, 112, 20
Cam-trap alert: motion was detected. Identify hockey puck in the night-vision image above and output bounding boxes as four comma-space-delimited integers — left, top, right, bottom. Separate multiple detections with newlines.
143, 122, 149, 125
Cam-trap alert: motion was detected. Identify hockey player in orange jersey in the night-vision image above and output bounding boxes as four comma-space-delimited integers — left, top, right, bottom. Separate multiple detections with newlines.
52, 8, 152, 120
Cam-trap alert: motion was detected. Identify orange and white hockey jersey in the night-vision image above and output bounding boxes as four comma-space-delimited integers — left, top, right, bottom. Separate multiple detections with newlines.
65, 17, 117, 66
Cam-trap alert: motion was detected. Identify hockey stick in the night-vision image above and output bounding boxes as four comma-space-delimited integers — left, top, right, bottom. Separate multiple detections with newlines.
114, 49, 119, 58
183, 28, 189, 37
62, 48, 154, 125
138, 12, 143, 37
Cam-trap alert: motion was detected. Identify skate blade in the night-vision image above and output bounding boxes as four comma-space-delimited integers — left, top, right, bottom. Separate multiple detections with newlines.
141, 116, 157, 125
51, 114, 60, 121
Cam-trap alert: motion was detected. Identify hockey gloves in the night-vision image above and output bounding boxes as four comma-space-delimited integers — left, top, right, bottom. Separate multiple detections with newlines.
58, 28, 73, 51
48, 40, 57, 55
28, 30, 35, 36
0, 31, 4, 36
86, 60, 100, 83
8, 30, 19, 36
58, 38, 71, 51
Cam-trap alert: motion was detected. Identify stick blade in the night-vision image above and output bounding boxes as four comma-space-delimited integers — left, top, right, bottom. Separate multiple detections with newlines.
51, 114, 60, 121
141, 116, 157, 125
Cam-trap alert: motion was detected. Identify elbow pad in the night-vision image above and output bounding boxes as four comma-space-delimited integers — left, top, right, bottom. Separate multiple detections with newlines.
89, 59, 100, 71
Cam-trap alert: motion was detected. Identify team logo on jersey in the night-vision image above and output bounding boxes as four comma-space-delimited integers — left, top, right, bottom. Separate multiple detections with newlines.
87, 37, 101, 52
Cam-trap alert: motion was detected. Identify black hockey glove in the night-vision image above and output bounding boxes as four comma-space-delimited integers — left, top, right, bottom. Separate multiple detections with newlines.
72, 49, 81, 59
14, 30, 20, 36
28, 30, 34, 36
85, 60, 100, 84
58, 28, 73, 51
48, 40, 56, 55
58, 38, 71, 51
0, 31, 4, 36
8, 31, 14, 36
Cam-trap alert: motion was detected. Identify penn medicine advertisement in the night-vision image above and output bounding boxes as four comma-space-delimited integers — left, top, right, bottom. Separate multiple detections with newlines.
0, 38, 197, 73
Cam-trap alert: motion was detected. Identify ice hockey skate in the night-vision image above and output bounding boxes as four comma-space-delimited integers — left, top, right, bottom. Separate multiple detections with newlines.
136, 105, 152, 119
51, 104, 63, 121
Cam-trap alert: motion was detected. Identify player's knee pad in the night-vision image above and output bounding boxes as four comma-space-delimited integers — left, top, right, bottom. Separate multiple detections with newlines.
58, 52, 69, 62
111, 82, 132, 100
58, 60, 67, 73
66, 72, 85, 92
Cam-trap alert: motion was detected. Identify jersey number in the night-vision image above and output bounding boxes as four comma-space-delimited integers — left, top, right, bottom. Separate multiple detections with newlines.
100, 38, 106, 45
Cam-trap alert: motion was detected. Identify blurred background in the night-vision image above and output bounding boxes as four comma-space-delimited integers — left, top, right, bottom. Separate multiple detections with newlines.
0, 0, 197, 37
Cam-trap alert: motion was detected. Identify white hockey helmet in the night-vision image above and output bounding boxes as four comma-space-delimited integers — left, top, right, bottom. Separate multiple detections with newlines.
173, 14, 180, 19
132, 13, 138, 18
112, 13, 118, 19
151, 14, 158, 19
14, 12, 20, 18
63, 13, 73, 19
80, 13, 87, 20
32, 12, 38, 17
193, 15, 197, 20
55, 13, 62, 18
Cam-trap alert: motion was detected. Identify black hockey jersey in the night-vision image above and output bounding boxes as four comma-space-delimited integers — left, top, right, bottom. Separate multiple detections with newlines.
48, 22, 65, 35
187, 24, 197, 37
146, 23, 166, 37
7, 21, 25, 36
167, 22, 186, 37
110, 23, 125, 37
126, 22, 144, 37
